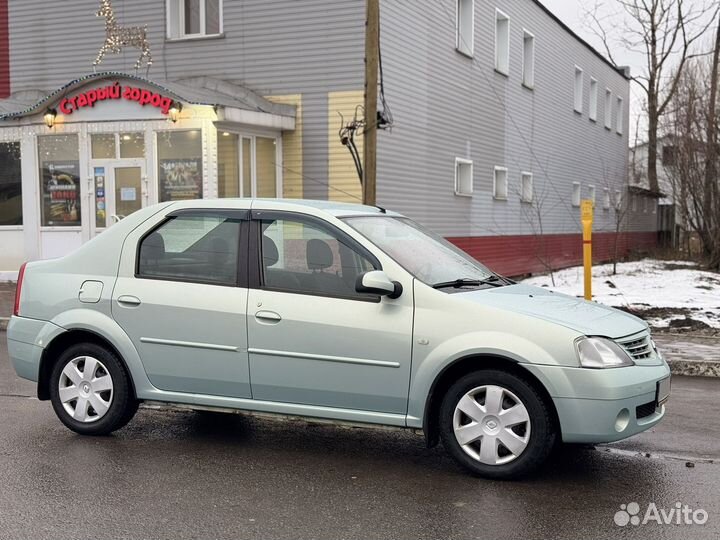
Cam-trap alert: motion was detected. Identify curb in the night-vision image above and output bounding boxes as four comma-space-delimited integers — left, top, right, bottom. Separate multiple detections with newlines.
667, 359, 720, 378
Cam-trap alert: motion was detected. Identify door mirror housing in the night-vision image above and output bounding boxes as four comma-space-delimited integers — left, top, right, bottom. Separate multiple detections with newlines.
356, 270, 403, 299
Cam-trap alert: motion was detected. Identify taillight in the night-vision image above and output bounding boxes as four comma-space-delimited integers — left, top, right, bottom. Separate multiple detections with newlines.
13, 262, 27, 317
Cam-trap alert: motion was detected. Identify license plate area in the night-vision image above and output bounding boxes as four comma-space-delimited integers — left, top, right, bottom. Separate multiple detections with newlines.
656, 377, 671, 405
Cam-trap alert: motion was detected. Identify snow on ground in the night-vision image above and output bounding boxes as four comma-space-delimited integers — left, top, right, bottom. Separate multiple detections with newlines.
521, 259, 720, 330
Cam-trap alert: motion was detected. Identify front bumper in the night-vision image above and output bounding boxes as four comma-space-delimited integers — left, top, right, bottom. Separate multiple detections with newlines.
523, 361, 671, 444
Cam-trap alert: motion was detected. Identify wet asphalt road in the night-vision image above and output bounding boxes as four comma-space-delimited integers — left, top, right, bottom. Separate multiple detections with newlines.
1, 339, 719, 540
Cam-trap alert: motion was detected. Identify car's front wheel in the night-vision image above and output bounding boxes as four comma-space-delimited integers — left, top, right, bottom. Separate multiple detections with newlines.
49, 342, 137, 435
439, 369, 556, 479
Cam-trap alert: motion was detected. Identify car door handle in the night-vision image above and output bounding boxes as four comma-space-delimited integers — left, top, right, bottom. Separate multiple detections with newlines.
255, 310, 281, 323
117, 295, 141, 306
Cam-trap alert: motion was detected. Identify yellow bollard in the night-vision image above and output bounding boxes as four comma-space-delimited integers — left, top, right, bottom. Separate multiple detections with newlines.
581, 199, 593, 301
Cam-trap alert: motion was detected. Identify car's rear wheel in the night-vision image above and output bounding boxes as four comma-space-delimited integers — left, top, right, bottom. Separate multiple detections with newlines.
439, 369, 555, 479
49, 342, 137, 435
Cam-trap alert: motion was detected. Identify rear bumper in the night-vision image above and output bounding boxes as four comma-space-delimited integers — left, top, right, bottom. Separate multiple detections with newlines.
6, 315, 61, 382
523, 361, 671, 444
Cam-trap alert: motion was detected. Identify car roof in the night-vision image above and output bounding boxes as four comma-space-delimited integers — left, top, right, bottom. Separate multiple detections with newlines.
164, 198, 404, 218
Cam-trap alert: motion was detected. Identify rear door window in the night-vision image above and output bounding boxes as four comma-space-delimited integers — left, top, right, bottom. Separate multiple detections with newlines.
138, 214, 241, 285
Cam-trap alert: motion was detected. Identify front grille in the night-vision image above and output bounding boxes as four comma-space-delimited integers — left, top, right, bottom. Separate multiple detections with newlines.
617, 334, 653, 360
636, 401, 657, 419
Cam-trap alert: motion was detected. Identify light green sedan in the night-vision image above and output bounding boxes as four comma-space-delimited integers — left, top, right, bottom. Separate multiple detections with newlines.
7, 199, 670, 479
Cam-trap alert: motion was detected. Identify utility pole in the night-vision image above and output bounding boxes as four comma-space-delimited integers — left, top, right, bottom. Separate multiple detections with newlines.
363, 0, 379, 206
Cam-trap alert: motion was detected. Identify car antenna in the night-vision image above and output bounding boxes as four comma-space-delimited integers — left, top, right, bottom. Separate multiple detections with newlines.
375, 205, 387, 213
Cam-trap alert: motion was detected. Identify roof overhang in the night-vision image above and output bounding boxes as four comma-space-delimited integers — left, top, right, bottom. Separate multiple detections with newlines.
0, 71, 295, 129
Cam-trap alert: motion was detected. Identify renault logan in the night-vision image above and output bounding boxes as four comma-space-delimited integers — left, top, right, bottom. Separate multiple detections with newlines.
7, 199, 671, 478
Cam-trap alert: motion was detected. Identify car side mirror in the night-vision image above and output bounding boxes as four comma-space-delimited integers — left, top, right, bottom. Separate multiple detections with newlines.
356, 270, 403, 299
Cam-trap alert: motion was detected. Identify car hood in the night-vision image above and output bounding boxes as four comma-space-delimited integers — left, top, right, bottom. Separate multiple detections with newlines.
458, 284, 647, 339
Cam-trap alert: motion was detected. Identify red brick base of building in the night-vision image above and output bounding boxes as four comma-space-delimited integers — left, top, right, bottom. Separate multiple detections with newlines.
448, 231, 658, 277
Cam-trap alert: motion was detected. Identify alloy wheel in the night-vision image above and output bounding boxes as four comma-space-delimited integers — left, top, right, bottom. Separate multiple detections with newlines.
452, 384, 531, 465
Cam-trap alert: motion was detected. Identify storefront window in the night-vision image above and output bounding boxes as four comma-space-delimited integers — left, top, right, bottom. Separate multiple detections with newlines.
218, 132, 239, 198
0, 142, 22, 226
120, 132, 145, 158
157, 130, 203, 201
91, 134, 116, 159
256, 137, 277, 198
39, 135, 81, 227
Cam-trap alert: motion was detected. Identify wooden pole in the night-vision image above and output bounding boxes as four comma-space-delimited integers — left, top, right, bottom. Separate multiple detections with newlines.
363, 0, 379, 206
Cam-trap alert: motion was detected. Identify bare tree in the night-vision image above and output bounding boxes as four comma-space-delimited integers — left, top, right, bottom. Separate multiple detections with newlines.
588, 0, 719, 194
663, 18, 720, 269
520, 179, 562, 286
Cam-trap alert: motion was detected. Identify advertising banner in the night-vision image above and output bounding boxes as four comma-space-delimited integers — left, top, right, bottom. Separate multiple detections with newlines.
159, 158, 203, 201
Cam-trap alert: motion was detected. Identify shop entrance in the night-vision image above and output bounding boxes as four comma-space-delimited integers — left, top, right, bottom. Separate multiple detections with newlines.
90, 161, 147, 234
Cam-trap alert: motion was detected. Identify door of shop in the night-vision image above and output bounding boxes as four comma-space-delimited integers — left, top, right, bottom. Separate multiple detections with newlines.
90, 161, 147, 235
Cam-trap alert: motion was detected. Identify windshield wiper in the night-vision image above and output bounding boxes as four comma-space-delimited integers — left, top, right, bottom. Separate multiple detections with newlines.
433, 277, 501, 289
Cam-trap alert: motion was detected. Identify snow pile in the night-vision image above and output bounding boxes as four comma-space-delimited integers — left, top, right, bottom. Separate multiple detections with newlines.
521, 259, 720, 329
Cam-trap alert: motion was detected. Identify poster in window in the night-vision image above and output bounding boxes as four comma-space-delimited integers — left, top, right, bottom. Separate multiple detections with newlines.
42, 161, 80, 225
159, 159, 203, 201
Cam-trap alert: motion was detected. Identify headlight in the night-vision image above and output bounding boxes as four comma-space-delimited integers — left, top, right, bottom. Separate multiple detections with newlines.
575, 337, 635, 369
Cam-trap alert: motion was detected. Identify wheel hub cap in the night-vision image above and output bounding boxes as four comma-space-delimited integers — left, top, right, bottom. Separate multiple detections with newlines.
452, 384, 531, 466
58, 356, 114, 423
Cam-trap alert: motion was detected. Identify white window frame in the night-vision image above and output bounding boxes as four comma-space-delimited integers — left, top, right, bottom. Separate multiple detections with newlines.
571, 182, 581, 207
166, 0, 224, 40
604, 89, 613, 130
456, 0, 474, 57
493, 166, 509, 200
614, 189, 622, 210
603, 188, 610, 210
522, 30, 535, 89
588, 184, 596, 204
589, 78, 598, 121
495, 9, 510, 76
454, 158, 474, 196
574, 66, 584, 113
616, 96, 624, 134
520, 171, 533, 203
652, 200, 657, 214
631, 194, 637, 212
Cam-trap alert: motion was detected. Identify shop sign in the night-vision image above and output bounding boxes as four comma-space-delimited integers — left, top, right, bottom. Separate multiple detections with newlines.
59, 83, 175, 116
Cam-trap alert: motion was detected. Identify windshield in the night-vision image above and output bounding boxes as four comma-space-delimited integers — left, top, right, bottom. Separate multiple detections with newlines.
342, 216, 495, 285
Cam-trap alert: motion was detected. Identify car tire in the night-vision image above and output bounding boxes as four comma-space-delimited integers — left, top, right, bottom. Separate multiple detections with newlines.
49, 342, 137, 436
439, 369, 556, 479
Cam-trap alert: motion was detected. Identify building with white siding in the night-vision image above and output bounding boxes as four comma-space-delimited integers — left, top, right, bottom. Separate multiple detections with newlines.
0, 0, 657, 278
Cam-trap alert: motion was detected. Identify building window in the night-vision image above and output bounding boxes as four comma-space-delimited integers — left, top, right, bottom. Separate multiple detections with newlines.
495, 10, 510, 75
573, 67, 584, 113
572, 182, 581, 207
522, 30, 535, 88
217, 130, 281, 198
631, 194, 637, 212
614, 189, 622, 210
0, 142, 22, 226
652, 200, 657, 214
604, 89, 612, 129
456, 0, 474, 57
662, 145, 677, 166
138, 213, 241, 286
157, 130, 203, 202
39, 134, 81, 227
589, 78, 598, 121
588, 185, 596, 204
167, 0, 222, 39
493, 166, 508, 200
616, 97, 624, 134
455, 158, 473, 196
603, 188, 610, 210
520, 172, 533, 203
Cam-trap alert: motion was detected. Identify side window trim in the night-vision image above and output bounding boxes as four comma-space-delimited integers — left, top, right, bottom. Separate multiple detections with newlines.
249, 210, 382, 302
135, 209, 249, 288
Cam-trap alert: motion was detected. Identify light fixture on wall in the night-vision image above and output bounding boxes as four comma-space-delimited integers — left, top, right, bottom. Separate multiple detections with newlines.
44, 108, 57, 128
168, 102, 183, 123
